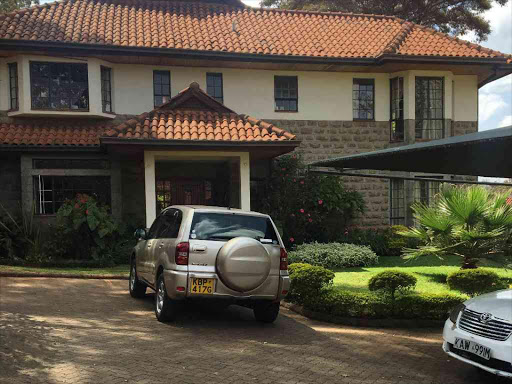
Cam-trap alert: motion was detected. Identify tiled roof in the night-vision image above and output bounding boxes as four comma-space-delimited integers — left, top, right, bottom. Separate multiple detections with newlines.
0, 0, 509, 61
105, 82, 297, 142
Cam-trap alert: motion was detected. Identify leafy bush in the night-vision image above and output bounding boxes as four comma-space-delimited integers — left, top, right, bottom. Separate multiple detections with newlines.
288, 242, 378, 269
368, 270, 417, 300
447, 269, 508, 296
288, 263, 335, 305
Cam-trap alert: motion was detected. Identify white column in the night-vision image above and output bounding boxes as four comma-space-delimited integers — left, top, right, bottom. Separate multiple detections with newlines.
240, 152, 251, 211
144, 151, 156, 228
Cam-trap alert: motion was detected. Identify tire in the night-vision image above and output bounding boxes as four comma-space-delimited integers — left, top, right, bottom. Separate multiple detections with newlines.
155, 274, 179, 322
253, 301, 280, 323
129, 259, 147, 299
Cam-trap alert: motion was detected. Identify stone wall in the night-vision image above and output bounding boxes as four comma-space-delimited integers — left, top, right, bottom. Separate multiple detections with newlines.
452, 121, 478, 137
0, 154, 21, 214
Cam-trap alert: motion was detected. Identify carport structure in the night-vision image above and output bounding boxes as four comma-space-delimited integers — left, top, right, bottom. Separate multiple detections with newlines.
309, 126, 512, 225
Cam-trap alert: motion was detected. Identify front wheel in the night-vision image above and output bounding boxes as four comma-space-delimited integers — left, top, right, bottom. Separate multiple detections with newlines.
155, 274, 179, 322
129, 260, 146, 298
253, 301, 280, 323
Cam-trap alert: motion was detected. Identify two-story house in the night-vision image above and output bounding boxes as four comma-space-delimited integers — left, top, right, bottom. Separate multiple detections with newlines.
0, 0, 510, 228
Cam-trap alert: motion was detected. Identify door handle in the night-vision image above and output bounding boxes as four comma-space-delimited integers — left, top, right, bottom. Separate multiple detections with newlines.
192, 245, 207, 252
159, 242, 165, 249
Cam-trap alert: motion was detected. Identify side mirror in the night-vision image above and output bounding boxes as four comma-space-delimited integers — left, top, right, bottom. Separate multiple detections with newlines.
134, 228, 147, 240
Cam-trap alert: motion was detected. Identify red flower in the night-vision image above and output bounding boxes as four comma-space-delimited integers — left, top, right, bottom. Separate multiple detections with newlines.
299, 209, 305, 213
85, 210, 89, 215
318, 200, 323, 205
292, 154, 297, 159
300, 180, 304, 185
74, 203, 79, 209
293, 179, 297, 182
308, 218, 313, 223
289, 237, 295, 243
344, 230, 349, 235
282, 168, 286, 171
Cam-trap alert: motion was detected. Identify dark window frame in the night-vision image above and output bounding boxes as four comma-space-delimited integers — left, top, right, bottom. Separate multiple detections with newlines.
414, 176, 443, 206
30, 61, 89, 111
153, 70, 171, 108
8, 62, 19, 111
206, 73, 224, 104
158, 209, 183, 239
390, 77, 404, 142
415, 77, 445, 140
389, 179, 405, 225
274, 76, 298, 112
101, 66, 113, 113
353, 78, 375, 121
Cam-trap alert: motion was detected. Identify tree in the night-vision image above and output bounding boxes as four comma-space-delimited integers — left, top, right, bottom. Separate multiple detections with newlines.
0, 0, 39, 14
260, 0, 509, 42
399, 185, 512, 269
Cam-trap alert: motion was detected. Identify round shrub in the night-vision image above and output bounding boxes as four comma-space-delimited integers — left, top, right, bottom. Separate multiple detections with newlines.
368, 270, 417, 300
288, 263, 335, 305
288, 242, 378, 269
447, 269, 507, 296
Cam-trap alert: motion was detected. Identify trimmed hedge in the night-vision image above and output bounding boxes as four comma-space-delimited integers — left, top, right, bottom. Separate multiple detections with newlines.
368, 270, 417, 299
447, 269, 508, 296
288, 242, 378, 269
288, 263, 335, 305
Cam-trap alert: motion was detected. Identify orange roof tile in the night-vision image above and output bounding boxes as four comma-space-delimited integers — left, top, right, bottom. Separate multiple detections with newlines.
0, 0, 509, 62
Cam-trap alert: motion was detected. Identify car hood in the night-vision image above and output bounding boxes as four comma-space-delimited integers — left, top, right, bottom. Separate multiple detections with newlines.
464, 289, 512, 321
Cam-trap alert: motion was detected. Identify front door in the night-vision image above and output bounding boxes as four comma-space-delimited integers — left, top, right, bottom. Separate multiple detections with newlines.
156, 178, 215, 213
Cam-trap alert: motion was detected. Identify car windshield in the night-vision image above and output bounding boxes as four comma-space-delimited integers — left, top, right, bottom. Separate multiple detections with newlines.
190, 212, 279, 243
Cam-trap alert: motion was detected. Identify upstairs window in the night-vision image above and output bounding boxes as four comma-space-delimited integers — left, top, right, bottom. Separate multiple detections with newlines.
206, 73, 224, 104
415, 77, 444, 140
390, 77, 404, 141
274, 76, 298, 112
101, 66, 113, 113
353, 79, 375, 120
30, 62, 89, 110
8, 63, 18, 111
153, 70, 171, 107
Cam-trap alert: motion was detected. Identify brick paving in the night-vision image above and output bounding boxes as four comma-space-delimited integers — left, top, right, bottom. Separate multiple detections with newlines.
0, 277, 506, 384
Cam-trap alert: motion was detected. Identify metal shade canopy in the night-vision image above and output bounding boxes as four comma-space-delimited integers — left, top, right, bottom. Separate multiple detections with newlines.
309, 127, 512, 178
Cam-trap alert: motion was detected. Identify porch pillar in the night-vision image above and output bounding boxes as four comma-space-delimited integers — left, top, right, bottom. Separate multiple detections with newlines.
240, 152, 251, 211
144, 151, 156, 228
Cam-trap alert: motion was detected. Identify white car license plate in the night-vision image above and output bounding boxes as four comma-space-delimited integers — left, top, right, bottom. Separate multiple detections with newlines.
453, 337, 491, 360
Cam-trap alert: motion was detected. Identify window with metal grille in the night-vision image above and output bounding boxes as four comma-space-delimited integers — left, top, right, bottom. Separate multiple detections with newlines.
415, 77, 444, 140
390, 77, 404, 141
33, 176, 111, 215
274, 76, 298, 112
206, 73, 224, 103
30, 62, 89, 110
414, 176, 443, 206
390, 179, 405, 225
353, 78, 375, 120
101, 66, 113, 113
153, 70, 171, 107
8, 63, 18, 110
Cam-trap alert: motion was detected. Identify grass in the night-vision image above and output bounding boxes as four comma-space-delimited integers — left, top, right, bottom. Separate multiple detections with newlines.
333, 255, 512, 297
0, 264, 130, 277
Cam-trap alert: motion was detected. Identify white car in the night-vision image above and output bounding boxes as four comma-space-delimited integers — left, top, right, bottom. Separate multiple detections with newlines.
443, 289, 512, 378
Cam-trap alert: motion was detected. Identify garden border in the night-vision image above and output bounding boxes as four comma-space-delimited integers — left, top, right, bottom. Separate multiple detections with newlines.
0, 271, 128, 280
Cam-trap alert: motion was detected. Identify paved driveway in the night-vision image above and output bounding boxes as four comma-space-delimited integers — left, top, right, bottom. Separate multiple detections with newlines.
0, 277, 507, 384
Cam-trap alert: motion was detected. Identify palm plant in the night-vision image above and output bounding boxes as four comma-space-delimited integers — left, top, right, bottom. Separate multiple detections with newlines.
399, 185, 512, 269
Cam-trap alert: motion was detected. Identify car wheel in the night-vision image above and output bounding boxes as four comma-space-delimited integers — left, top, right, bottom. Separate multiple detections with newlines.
155, 274, 179, 322
129, 259, 146, 298
253, 301, 280, 323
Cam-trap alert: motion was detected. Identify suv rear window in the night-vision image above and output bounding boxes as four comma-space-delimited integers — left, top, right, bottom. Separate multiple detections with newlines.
190, 212, 279, 243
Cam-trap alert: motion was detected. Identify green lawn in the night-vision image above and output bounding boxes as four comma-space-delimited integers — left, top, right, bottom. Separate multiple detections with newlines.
333, 255, 512, 297
0, 264, 130, 277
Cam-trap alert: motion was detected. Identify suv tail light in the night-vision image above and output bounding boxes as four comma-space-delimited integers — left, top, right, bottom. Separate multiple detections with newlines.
175, 242, 189, 265
280, 247, 288, 270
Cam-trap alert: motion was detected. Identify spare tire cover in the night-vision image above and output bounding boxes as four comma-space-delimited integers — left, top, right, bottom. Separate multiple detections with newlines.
216, 237, 271, 292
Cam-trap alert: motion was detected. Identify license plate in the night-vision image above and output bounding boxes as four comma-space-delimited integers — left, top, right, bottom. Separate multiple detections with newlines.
189, 278, 214, 295
453, 338, 491, 360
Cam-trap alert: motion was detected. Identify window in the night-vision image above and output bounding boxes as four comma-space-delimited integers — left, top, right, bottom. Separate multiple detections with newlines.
274, 76, 298, 112
158, 209, 182, 238
30, 62, 89, 110
415, 77, 444, 140
390, 179, 405, 225
8, 63, 18, 110
153, 70, 171, 107
101, 66, 113, 113
156, 180, 172, 214
33, 176, 110, 215
353, 79, 375, 120
33, 159, 110, 170
390, 77, 404, 141
206, 73, 223, 103
414, 176, 443, 206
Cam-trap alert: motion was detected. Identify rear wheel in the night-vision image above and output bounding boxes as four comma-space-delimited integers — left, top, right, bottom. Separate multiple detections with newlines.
129, 259, 146, 298
155, 274, 179, 322
253, 301, 280, 323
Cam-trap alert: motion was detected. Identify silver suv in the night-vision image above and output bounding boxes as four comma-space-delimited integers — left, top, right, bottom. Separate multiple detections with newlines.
129, 206, 290, 323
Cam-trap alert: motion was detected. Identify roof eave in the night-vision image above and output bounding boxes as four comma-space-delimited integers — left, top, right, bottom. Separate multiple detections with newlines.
100, 137, 301, 147
0, 144, 102, 151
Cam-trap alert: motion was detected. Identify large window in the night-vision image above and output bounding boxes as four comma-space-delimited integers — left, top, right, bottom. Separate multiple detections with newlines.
33, 176, 110, 215
8, 63, 18, 110
153, 70, 171, 107
30, 62, 89, 110
352, 78, 375, 120
206, 73, 224, 103
390, 77, 404, 141
415, 77, 444, 140
274, 76, 298, 112
101, 66, 113, 113
390, 179, 405, 225
414, 176, 443, 206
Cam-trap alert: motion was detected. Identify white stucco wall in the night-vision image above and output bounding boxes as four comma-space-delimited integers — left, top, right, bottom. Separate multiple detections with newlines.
453, 75, 479, 122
